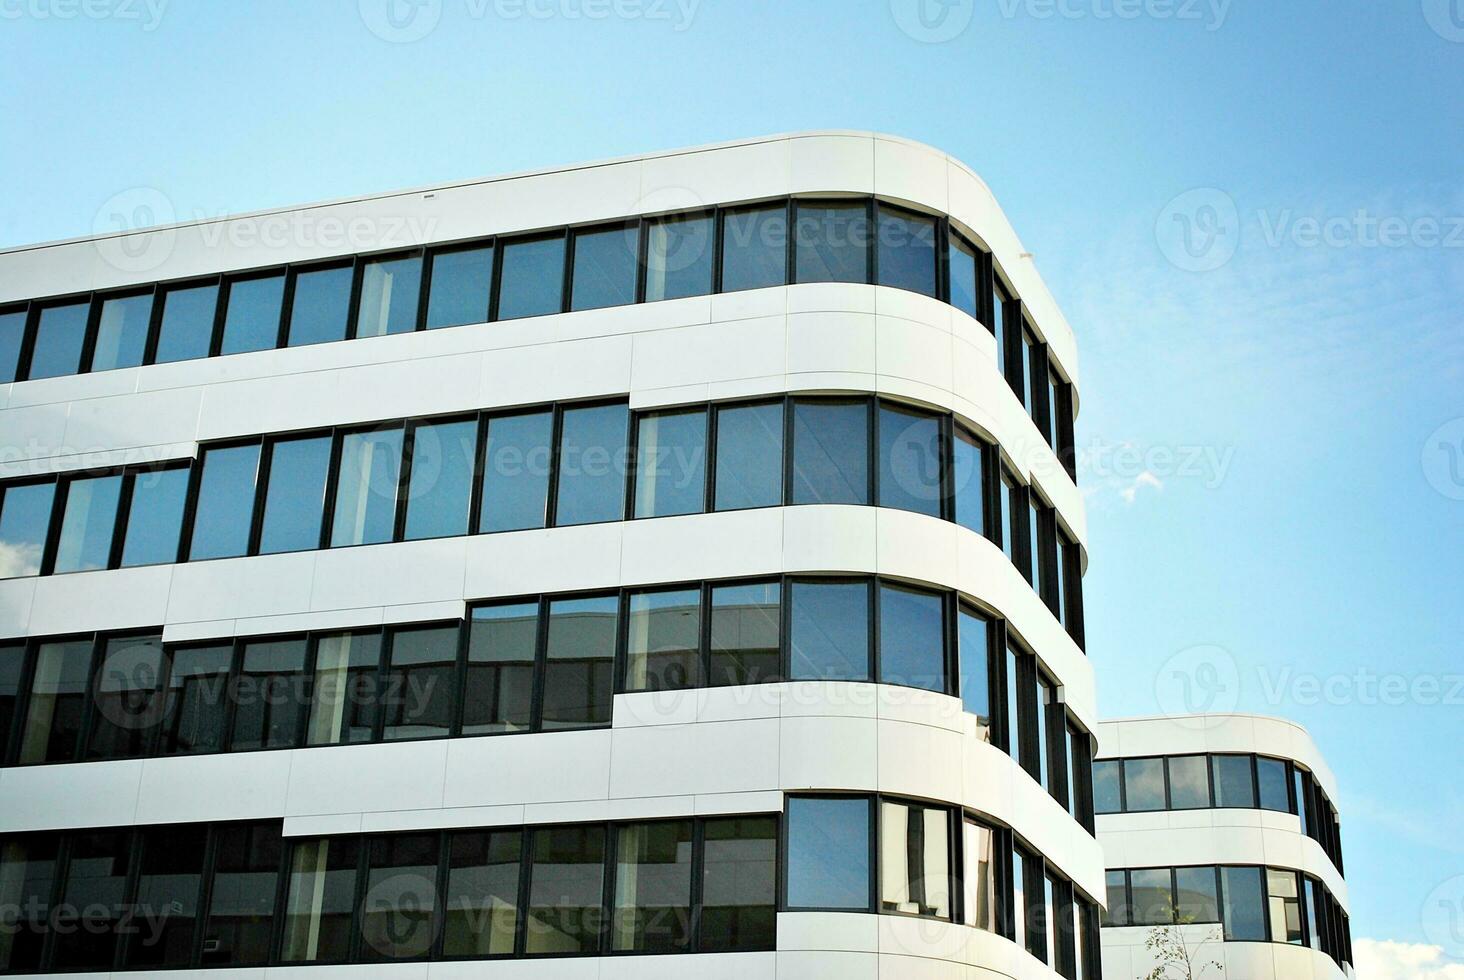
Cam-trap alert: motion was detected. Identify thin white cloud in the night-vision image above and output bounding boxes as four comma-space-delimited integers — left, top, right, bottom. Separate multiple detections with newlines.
1120, 470, 1164, 504
1355, 939, 1464, 979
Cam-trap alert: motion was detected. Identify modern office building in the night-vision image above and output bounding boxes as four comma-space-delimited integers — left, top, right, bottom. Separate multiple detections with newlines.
1095, 714, 1353, 979
0, 133, 1103, 978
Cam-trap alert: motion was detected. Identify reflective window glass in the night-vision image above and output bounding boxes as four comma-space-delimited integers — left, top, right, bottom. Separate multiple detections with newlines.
16, 639, 93, 764
189, 443, 261, 561
612, 820, 693, 952
708, 580, 780, 687
953, 427, 986, 535
1257, 757, 1291, 812
330, 428, 404, 547
85, 633, 164, 761
879, 801, 951, 919
120, 467, 189, 567
153, 283, 218, 363
404, 419, 477, 540
0, 835, 58, 971
878, 403, 942, 517
786, 797, 870, 910
957, 607, 992, 738
1175, 866, 1220, 924
1168, 756, 1211, 809
525, 825, 605, 955
280, 837, 360, 963
634, 408, 706, 518
720, 203, 788, 292
1103, 870, 1129, 927
27, 301, 89, 379
625, 588, 700, 692
479, 410, 553, 532
644, 213, 714, 302
464, 602, 537, 735
53, 474, 122, 573
1123, 758, 1167, 811
876, 206, 938, 297
791, 399, 869, 505
1130, 868, 1174, 926
52, 831, 129, 970
789, 580, 870, 682
963, 819, 997, 932
795, 202, 869, 283
879, 583, 945, 692
426, 244, 494, 328
1220, 866, 1267, 941
305, 631, 380, 746
713, 400, 783, 511
258, 436, 332, 554
570, 224, 638, 311
90, 292, 152, 371
0, 309, 25, 382
948, 233, 979, 318
220, 274, 285, 355
542, 595, 616, 730
554, 403, 627, 526
497, 236, 565, 320
157, 643, 232, 755
229, 638, 307, 751
126, 825, 207, 968
443, 830, 521, 957
1212, 754, 1257, 808
355, 254, 422, 337
0, 481, 55, 579
1093, 760, 1121, 814
201, 822, 283, 966
360, 834, 440, 960
379, 625, 458, 741
285, 264, 353, 347
700, 815, 777, 951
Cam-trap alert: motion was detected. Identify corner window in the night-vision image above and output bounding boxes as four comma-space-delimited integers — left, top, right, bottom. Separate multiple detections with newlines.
443, 829, 521, 956
496, 235, 566, 320
90, 291, 152, 371
878, 403, 943, 518
219, 273, 285, 355
329, 427, 404, 547
794, 201, 870, 284
425, 244, 494, 329
1220, 866, 1267, 941
957, 605, 993, 738
644, 213, 714, 302
877, 582, 946, 693
119, 466, 189, 567
720, 203, 788, 292
633, 407, 707, 518
708, 580, 780, 687
992, 277, 1010, 364
553, 402, 628, 526
152, 282, 218, 364
541, 595, 616, 730
789, 579, 871, 682
712, 400, 783, 511
189, 443, 261, 561
258, 435, 332, 555
948, 232, 979, 319
570, 224, 638, 311
625, 587, 700, 692
403, 418, 477, 540
612, 820, 694, 952
354, 253, 423, 337
786, 796, 871, 910
463, 602, 537, 735
791, 398, 869, 505
26, 301, 89, 380
52, 474, 122, 573
876, 205, 938, 298
285, 264, 353, 347
1004, 642, 1023, 765
963, 819, 997, 932
1028, 494, 1046, 593
878, 800, 951, 918
1267, 869, 1303, 944
479, 409, 553, 532
0, 481, 55, 579
1000, 468, 1023, 565
524, 825, 606, 955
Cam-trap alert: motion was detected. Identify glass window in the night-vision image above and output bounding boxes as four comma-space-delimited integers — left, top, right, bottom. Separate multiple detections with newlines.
1294, 768, 1311, 828
1047, 369, 1064, 449
1267, 868, 1303, 944
1175, 866, 1220, 924
1005, 643, 1022, 765
85, 633, 164, 760
189, 443, 261, 561
1304, 879, 1322, 951
877, 206, 938, 297
258, 436, 332, 555
1220, 866, 1267, 941
280, 837, 360, 963
229, 638, 307, 751
700, 815, 777, 951
645, 213, 714, 302
90, 291, 152, 371
554, 402, 628, 526
0, 835, 58, 971
497, 235, 565, 320
1257, 757, 1291, 812
1021, 329, 1040, 413
878, 403, 943, 517
1029, 496, 1045, 592
789, 579, 870, 682
570, 224, 638, 311
542, 595, 617, 730
879, 583, 945, 692
153, 282, 218, 363
1168, 756, 1211, 809
330, 427, 404, 547
426, 244, 494, 329
360, 834, 440, 960
0, 644, 22, 764
53, 474, 122, 573
1212, 754, 1257, 808
963, 819, 997, 932
379, 624, 458, 741
786, 796, 870, 910
26, 301, 89, 379
464, 602, 537, 735
795, 201, 870, 283
1036, 677, 1056, 793
52, 831, 129, 970
403, 418, 477, 540
1042, 874, 1058, 965
355, 253, 423, 337
0, 308, 25, 382
126, 824, 207, 968
713, 400, 784, 511
993, 275, 1010, 345
1000, 469, 1022, 564
953, 428, 986, 535
1066, 726, 1082, 820
219, 274, 285, 355
721, 203, 788, 292
626, 587, 700, 693
1012, 846, 1028, 950
1052, 529, 1071, 625
879, 801, 951, 919
708, 580, 780, 687
201, 822, 283, 966
16, 639, 92, 764
791, 399, 869, 505
1103, 870, 1130, 927
157, 643, 232, 755
479, 410, 553, 532
948, 233, 979, 318
525, 825, 605, 955
634, 408, 707, 518
612, 819, 693, 952
1123, 758, 1167, 811
957, 606, 992, 737
305, 630, 380, 746
1130, 868, 1174, 926
1093, 760, 1122, 813
443, 829, 521, 957
0, 481, 55, 579
120, 466, 188, 567
285, 264, 353, 347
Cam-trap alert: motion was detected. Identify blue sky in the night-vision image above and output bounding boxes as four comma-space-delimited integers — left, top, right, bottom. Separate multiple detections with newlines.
3, 0, 1462, 966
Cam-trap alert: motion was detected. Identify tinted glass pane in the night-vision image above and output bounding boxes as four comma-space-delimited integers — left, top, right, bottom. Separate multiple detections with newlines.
708, 581, 780, 687
1000, 471, 1020, 562
879, 801, 951, 918
1175, 866, 1220, 923
789, 580, 870, 682
791, 399, 869, 505
189, 443, 261, 560
91, 292, 152, 371
1257, 757, 1291, 812
230, 638, 307, 751
721, 204, 788, 292
795, 202, 869, 283
700, 815, 777, 951
305, 631, 380, 746
0, 836, 58, 971
426, 244, 494, 328
958, 607, 992, 737
1123, 758, 1166, 811
85, 633, 164, 760
1092, 759, 1121, 814
634, 408, 707, 518
380, 625, 458, 741
480, 411, 553, 532
570, 224, 638, 311
1130, 868, 1174, 925
464, 602, 537, 735
127, 825, 206, 968
280, 838, 360, 963
52, 831, 128, 970
1029, 499, 1044, 592
644, 214, 713, 302
1004, 644, 1022, 765
554, 403, 627, 526
1012, 847, 1027, 949
879, 583, 945, 692
404, 419, 477, 540
330, 428, 404, 547
259, 436, 332, 554
16, 639, 92, 764
154, 283, 218, 363
1220, 866, 1267, 941
1102, 870, 1129, 926
220, 275, 285, 355
879, 404, 942, 517
1212, 754, 1257, 807
626, 588, 700, 692
53, 474, 121, 573
202, 822, 283, 966
157, 643, 232, 755
286, 264, 353, 347
612, 820, 693, 952
360, 834, 440, 960
1294, 769, 1310, 829
26, 302, 88, 379
0, 482, 54, 579
355, 254, 423, 337
120, 467, 188, 566
877, 207, 938, 297
525, 825, 605, 955
1168, 756, 1211, 809
497, 236, 565, 320
786, 797, 870, 910
1054, 531, 1070, 627
1036, 677, 1054, 792
949, 234, 979, 318
963, 820, 997, 932
0, 309, 25, 382
713, 400, 783, 510
953, 428, 986, 535
0, 644, 21, 764
542, 595, 616, 730
444, 830, 521, 956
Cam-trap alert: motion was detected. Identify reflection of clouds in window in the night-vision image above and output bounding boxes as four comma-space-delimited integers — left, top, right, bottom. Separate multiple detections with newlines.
0, 541, 43, 579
